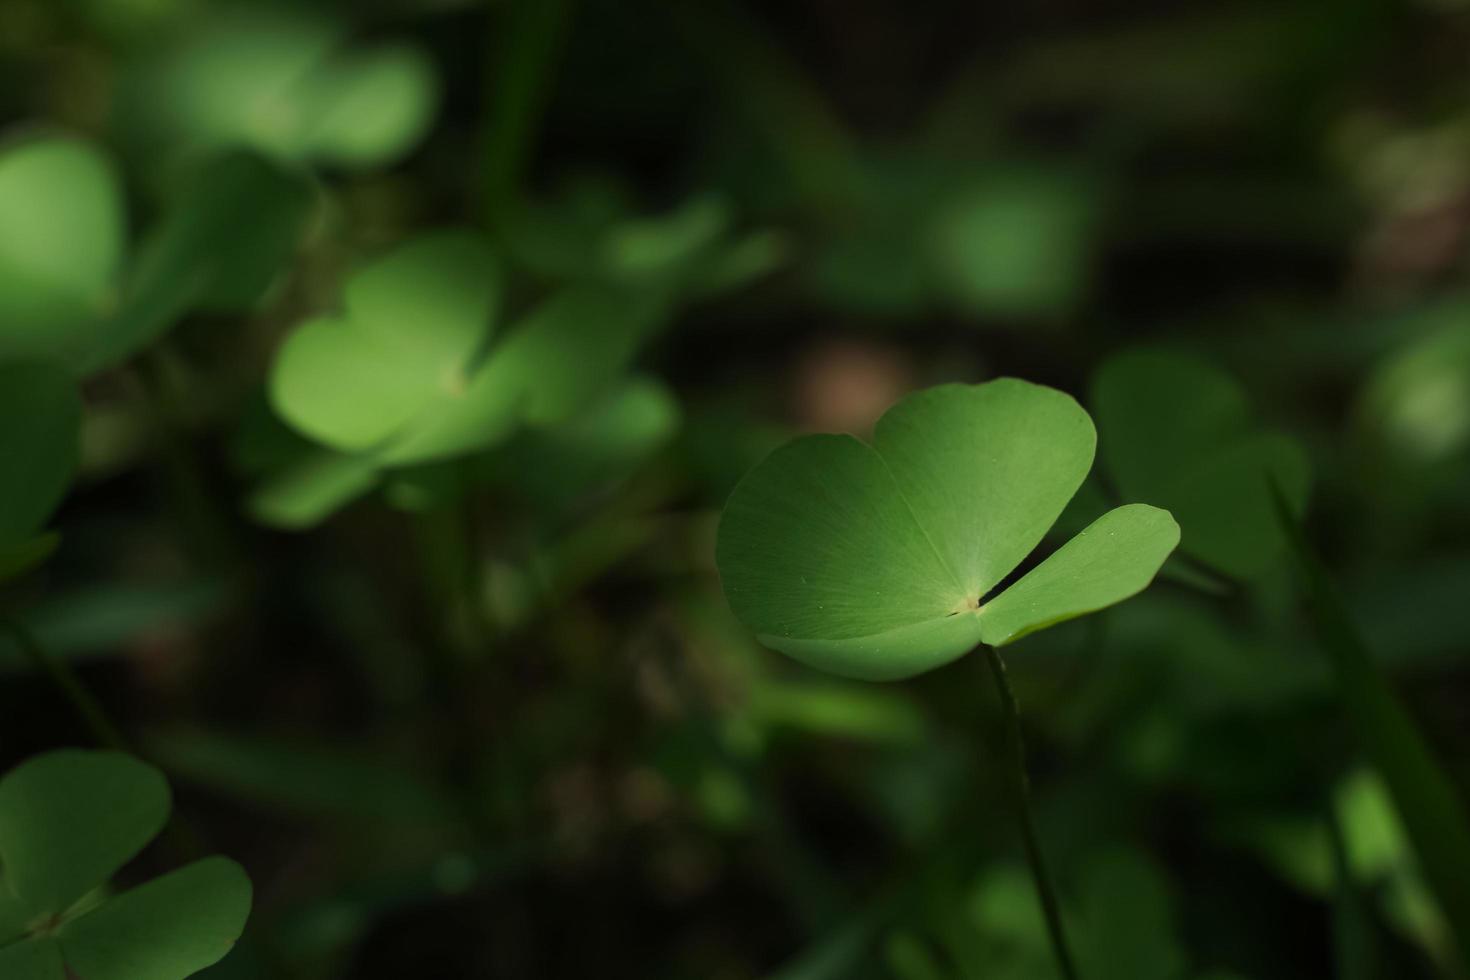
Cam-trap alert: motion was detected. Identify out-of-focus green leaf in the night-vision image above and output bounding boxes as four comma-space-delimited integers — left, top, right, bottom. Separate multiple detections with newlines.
0, 136, 123, 366
480, 376, 680, 511
750, 681, 929, 745
1072, 848, 1184, 980
1092, 349, 1310, 578
1329, 802, 1379, 980
0, 751, 169, 916
270, 231, 498, 454
0, 364, 80, 552
1274, 489, 1470, 969
0, 534, 60, 583
119, 10, 438, 169
0, 579, 228, 670
964, 848, 1182, 980
297, 46, 437, 167
926, 167, 1097, 318
147, 730, 459, 825
509, 181, 785, 297
247, 452, 380, 530
1358, 317, 1470, 466
884, 931, 950, 980
374, 283, 657, 465
89, 152, 314, 371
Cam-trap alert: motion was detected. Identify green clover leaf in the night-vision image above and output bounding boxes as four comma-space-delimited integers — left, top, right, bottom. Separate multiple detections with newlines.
1090, 348, 1311, 579
0, 137, 124, 366
269, 232, 659, 471
716, 379, 1180, 680
271, 231, 500, 456
118, 10, 438, 170
0, 363, 81, 582
0, 750, 251, 980
507, 181, 787, 300
0, 134, 312, 374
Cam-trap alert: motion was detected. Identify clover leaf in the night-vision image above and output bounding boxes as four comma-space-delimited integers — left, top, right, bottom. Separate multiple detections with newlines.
0, 750, 251, 980
271, 231, 658, 470
0, 363, 81, 582
716, 379, 1179, 680
0, 136, 124, 366
271, 231, 500, 456
0, 133, 312, 374
1090, 348, 1310, 579
507, 181, 786, 301
118, 10, 438, 170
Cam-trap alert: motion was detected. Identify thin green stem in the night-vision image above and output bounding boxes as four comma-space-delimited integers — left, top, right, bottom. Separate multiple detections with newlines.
480, 0, 574, 229
135, 350, 236, 570
1270, 481, 1470, 969
2, 618, 129, 754
980, 644, 1080, 980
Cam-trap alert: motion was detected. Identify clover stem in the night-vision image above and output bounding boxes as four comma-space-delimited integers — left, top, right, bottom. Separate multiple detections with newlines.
2, 618, 130, 754
480, 0, 573, 228
135, 350, 237, 570
981, 643, 1080, 980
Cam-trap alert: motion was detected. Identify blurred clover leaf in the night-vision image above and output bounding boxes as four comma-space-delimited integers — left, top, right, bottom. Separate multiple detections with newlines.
507, 179, 788, 301
716, 379, 1179, 680
0, 750, 251, 980
271, 231, 501, 457
806, 153, 1099, 321
262, 232, 666, 526
117, 9, 438, 169
1358, 314, 1470, 467
0, 136, 124, 366
1090, 348, 1311, 579
0, 363, 81, 583
963, 847, 1185, 980
0, 133, 312, 374
467, 376, 681, 517
925, 166, 1098, 319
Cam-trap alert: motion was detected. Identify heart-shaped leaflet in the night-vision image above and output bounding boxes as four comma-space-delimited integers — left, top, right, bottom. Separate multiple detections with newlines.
716, 379, 1180, 680
0, 750, 251, 980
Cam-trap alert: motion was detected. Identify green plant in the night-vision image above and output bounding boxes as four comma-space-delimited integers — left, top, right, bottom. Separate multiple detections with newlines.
0, 134, 311, 375
0, 364, 80, 582
115, 8, 438, 171
1090, 349, 1310, 579
716, 377, 1180, 979
0, 750, 251, 980
716, 378, 1179, 680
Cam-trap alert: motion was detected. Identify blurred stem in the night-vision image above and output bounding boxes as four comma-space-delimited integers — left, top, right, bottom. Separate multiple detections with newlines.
413, 494, 487, 665
1327, 805, 1378, 980
1271, 483, 1470, 970
980, 644, 1080, 980
135, 349, 236, 571
2, 619, 129, 754
480, 0, 574, 229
